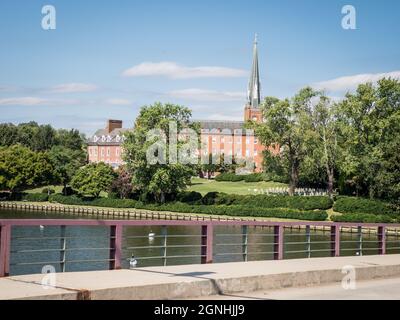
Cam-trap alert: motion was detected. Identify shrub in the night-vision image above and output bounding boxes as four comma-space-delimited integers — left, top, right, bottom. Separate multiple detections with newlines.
201, 192, 222, 205
176, 191, 203, 203
201, 193, 333, 210
331, 213, 394, 223
333, 197, 399, 217
215, 173, 245, 182
41, 188, 55, 194
44, 194, 328, 221
61, 186, 76, 196
243, 173, 264, 183
22, 193, 49, 202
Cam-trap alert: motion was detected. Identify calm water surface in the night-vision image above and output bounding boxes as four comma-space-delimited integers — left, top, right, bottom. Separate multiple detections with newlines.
1, 209, 400, 276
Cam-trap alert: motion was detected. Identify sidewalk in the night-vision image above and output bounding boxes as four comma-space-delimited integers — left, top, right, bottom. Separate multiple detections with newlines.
1, 254, 400, 300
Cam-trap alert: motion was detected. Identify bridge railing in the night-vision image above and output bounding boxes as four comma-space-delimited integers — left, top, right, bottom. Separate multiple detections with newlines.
1, 219, 399, 277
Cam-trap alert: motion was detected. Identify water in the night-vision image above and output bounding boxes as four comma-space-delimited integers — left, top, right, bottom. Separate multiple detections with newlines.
1, 209, 400, 276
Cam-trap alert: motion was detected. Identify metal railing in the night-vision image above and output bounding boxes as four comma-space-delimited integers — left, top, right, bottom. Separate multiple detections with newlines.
1, 219, 400, 277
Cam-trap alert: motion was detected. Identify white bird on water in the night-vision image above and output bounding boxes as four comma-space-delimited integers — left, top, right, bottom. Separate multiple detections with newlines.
129, 255, 138, 268
39, 225, 45, 231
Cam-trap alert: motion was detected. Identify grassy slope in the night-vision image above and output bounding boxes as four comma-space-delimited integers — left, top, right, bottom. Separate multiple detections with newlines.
188, 177, 288, 195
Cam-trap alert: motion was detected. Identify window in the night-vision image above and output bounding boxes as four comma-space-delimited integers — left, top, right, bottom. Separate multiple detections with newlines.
116, 148, 120, 157
246, 149, 250, 156
101, 135, 106, 142
107, 135, 112, 142
115, 135, 121, 143
101, 148, 105, 156
93, 135, 99, 142
254, 150, 258, 156
107, 147, 110, 156
254, 138, 258, 144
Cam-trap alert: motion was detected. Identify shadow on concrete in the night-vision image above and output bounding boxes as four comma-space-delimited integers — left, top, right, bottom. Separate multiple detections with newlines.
127, 268, 268, 299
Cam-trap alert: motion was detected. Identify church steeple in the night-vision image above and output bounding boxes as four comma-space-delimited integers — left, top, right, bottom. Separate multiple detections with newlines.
247, 34, 261, 109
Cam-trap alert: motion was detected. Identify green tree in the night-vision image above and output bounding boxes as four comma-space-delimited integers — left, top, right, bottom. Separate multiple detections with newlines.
123, 102, 198, 203
0, 145, 54, 192
70, 162, 116, 197
48, 146, 87, 193
335, 78, 400, 200
252, 88, 319, 195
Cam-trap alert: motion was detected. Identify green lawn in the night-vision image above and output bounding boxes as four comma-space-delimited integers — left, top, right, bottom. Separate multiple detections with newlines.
188, 177, 288, 195
25, 185, 64, 194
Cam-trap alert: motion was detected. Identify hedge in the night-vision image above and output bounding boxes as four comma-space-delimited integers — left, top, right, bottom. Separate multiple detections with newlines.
201, 192, 333, 210
215, 173, 266, 183
331, 213, 395, 223
21, 193, 49, 202
215, 173, 245, 182
47, 194, 328, 221
333, 197, 399, 217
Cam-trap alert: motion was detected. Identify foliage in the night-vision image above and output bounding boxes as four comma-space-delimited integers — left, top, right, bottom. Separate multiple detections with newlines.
331, 213, 394, 223
176, 191, 203, 203
251, 88, 320, 195
21, 193, 49, 202
333, 196, 399, 217
70, 162, 117, 197
0, 122, 86, 152
109, 166, 134, 199
0, 145, 54, 192
201, 192, 333, 210
48, 145, 87, 192
47, 194, 328, 221
123, 102, 198, 203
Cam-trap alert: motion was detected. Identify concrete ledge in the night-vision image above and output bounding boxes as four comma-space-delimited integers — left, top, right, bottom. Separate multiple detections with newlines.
2, 254, 400, 300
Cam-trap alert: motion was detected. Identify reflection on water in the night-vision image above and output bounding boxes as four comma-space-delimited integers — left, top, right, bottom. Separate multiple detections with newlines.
2, 209, 400, 276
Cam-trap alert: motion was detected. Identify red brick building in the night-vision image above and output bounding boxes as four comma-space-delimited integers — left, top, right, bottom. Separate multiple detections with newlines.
88, 36, 274, 171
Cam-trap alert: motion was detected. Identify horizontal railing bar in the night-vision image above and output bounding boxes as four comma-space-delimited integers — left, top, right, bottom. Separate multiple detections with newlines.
3, 219, 400, 228
124, 235, 204, 239
11, 247, 112, 253
12, 236, 113, 241
285, 250, 311, 254
125, 244, 205, 250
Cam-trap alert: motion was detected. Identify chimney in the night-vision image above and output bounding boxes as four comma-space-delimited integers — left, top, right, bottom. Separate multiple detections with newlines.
106, 119, 123, 134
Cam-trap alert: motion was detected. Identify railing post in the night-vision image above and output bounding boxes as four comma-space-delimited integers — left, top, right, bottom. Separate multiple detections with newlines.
109, 225, 123, 270
305, 225, 311, 258
0, 224, 11, 277
331, 225, 340, 257
357, 226, 363, 256
273, 225, 283, 260
60, 225, 66, 272
161, 226, 167, 266
242, 225, 248, 262
378, 226, 386, 255
201, 223, 213, 264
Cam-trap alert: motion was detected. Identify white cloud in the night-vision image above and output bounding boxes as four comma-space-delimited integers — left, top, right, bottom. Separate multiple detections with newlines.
0, 97, 50, 106
106, 98, 132, 106
168, 88, 245, 102
313, 71, 400, 92
122, 62, 247, 79
49, 83, 97, 93
0, 97, 78, 106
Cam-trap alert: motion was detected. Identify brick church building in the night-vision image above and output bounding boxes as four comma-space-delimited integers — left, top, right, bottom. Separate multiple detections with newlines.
87, 36, 276, 171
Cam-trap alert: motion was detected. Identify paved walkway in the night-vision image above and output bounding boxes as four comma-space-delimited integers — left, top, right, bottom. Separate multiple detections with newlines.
1, 254, 400, 300
188, 277, 400, 300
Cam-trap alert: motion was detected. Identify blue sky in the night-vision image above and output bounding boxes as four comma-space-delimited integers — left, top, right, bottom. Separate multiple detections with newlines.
0, 0, 399, 134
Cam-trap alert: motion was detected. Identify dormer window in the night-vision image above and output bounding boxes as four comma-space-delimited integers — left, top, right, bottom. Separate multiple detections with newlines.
101, 135, 106, 142
93, 135, 99, 142
107, 135, 112, 142
115, 135, 121, 142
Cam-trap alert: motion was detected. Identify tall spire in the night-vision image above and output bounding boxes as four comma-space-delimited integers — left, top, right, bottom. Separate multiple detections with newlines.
247, 33, 261, 109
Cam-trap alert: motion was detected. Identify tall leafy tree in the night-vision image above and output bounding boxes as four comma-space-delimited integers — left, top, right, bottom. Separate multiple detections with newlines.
0, 145, 54, 192
70, 162, 116, 198
123, 102, 198, 203
48, 145, 87, 193
252, 88, 318, 195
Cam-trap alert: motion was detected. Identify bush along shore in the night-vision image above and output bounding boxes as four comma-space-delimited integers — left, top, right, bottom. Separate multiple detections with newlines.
2, 191, 399, 223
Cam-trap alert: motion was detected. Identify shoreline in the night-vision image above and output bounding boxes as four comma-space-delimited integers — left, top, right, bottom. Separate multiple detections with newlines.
1, 201, 400, 236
